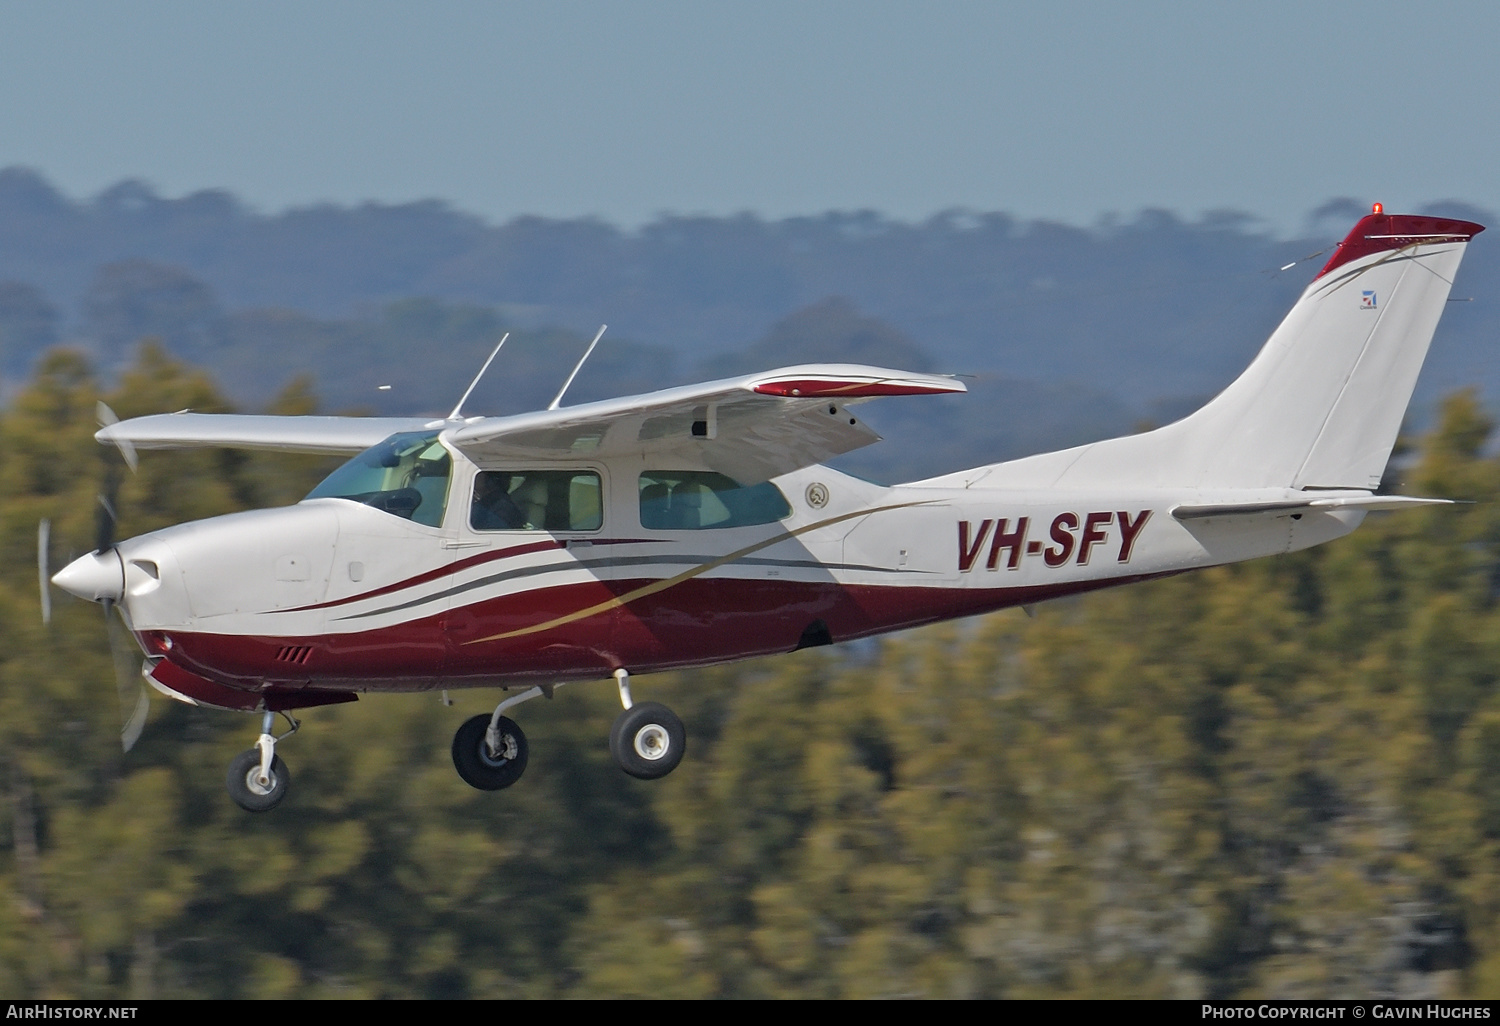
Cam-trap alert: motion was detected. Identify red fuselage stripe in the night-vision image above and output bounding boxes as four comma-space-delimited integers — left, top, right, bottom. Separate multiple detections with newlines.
157, 572, 1178, 693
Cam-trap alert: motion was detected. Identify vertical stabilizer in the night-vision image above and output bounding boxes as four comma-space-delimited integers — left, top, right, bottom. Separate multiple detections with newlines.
1288, 213, 1482, 488
932, 211, 1484, 492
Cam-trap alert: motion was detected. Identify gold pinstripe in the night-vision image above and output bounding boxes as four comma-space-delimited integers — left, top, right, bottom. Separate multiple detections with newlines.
464, 499, 930, 644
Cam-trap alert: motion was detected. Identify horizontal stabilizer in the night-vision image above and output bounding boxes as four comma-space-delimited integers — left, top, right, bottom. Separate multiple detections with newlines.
1172, 494, 1452, 520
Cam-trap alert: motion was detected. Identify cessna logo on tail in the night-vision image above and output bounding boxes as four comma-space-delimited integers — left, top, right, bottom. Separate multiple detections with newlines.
958, 511, 1153, 572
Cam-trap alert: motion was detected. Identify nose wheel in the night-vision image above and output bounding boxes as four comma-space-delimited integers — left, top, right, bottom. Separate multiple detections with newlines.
227, 749, 290, 811
226, 710, 297, 812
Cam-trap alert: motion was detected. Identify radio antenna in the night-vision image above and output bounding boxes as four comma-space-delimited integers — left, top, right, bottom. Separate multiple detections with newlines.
448, 333, 510, 420
548, 324, 607, 411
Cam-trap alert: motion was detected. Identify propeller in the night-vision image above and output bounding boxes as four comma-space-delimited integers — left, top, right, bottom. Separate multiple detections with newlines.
94, 401, 137, 473
96, 403, 149, 752
37, 519, 51, 627
106, 597, 149, 753
41, 402, 150, 751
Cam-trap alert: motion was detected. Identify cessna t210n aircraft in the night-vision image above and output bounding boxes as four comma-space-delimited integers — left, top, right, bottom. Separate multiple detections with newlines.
48, 207, 1484, 811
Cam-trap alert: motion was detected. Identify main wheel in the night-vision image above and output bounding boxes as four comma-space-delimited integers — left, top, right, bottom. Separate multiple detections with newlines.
609, 702, 686, 780
227, 749, 291, 812
452, 713, 528, 790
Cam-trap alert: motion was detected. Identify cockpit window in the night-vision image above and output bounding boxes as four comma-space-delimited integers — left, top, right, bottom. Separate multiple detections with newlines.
305, 432, 452, 527
638, 471, 791, 530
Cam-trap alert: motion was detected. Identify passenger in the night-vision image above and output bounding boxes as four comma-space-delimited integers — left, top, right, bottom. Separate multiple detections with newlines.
470, 472, 526, 530
511, 477, 550, 530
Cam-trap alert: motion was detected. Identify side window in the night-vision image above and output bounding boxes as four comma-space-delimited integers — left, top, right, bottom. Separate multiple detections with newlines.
471, 470, 602, 532
638, 471, 791, 530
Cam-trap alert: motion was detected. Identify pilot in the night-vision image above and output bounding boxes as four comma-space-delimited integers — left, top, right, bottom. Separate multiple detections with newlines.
470, 472, 526, 530
511, 476, 550, 530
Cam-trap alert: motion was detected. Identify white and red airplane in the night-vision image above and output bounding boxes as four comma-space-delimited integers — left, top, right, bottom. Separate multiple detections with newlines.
48, 207, 1483, 811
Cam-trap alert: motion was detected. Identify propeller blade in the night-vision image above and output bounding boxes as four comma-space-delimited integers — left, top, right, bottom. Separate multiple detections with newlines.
94, 403, 133, 555
122, 687, 149, 754
93, 434, 125, 556
103, 599, 148, 753
37, 519, 51, 627
94, 491, 117, 554
96, 402, 138, 472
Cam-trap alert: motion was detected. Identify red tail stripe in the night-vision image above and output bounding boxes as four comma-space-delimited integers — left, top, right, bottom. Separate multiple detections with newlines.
1315, 213, 1484, 280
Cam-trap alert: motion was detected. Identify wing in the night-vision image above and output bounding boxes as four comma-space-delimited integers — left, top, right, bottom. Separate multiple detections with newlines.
96, 414, 440, 454
447, 364, 965, 483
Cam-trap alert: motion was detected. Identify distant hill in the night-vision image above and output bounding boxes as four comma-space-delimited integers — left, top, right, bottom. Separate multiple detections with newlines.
0, 167, 1493, 481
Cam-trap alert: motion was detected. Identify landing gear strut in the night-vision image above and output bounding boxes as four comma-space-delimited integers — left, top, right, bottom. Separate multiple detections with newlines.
226, 710, 297, 812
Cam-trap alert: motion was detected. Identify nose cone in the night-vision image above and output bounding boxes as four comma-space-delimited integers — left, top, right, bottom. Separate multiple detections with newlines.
53, 549, 124, 602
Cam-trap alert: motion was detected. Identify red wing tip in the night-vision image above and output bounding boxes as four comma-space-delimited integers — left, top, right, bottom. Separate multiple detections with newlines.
1315, 212, 1485, 279
752, 378, 965, 398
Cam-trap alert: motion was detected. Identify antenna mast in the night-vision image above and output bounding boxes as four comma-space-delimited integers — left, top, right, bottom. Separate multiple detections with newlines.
448, 333, 510, 420
548, 325, 607, 411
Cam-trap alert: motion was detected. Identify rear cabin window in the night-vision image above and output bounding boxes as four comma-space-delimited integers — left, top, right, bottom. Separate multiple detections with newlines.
638, 471, 791, 530
471, 470, 602, 532
304, 432, 451, 528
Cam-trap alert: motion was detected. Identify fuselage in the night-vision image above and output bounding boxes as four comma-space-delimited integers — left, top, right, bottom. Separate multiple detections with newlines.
93, 438, 1365, 711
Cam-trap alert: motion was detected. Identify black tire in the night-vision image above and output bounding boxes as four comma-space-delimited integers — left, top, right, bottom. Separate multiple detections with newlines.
226, 749, 291, 812
452, 713, 528, 790
609, 702, 686, 780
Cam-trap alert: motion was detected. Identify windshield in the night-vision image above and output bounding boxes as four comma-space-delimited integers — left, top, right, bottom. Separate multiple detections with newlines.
305, 431, 452, 528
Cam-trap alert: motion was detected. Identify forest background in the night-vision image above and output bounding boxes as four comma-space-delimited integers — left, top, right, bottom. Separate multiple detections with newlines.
2, 169, 1500, 997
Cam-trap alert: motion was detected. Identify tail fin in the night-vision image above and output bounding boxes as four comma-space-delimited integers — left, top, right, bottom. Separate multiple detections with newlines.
943, 210, 1484, 492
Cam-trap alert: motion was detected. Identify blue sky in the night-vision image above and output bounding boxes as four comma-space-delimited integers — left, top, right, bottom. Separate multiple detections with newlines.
0, 1, 1494, 235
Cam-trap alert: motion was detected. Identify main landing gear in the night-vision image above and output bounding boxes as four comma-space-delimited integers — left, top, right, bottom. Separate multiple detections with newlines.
450, 668, 686, 791
452, 710, 529, 790
608, 669, 685, 780
227, 710, 299, 812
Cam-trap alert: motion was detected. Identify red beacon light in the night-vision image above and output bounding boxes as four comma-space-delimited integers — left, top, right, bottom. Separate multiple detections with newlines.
1372, 202, 1383, 214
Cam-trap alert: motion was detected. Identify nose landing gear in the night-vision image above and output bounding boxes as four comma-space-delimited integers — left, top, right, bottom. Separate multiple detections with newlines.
227, 710, 298, 812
